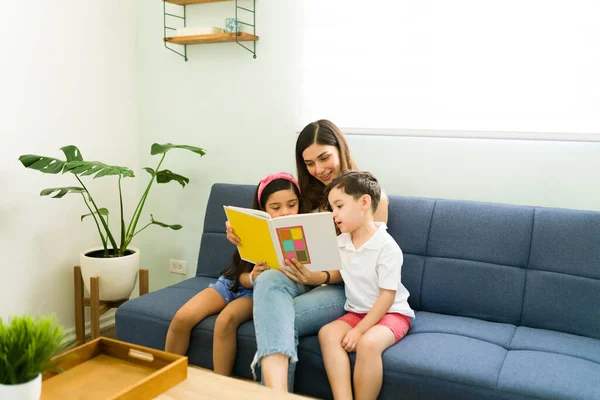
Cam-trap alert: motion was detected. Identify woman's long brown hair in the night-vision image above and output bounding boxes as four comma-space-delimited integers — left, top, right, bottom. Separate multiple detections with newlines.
295, 119, 357, 213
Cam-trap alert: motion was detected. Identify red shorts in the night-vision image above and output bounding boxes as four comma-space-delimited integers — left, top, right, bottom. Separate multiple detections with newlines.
338, 312, 412, 343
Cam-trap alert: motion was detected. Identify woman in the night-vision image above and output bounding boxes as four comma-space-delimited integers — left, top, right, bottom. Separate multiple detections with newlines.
227, 119, 389, 391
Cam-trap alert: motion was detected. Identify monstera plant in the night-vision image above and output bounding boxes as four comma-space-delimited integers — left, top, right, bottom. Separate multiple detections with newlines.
18, 143, 206, 300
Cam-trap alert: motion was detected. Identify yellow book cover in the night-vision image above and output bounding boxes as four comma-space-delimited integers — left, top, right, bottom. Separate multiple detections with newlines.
224, 206, 280, 269
224, 206, 341, 271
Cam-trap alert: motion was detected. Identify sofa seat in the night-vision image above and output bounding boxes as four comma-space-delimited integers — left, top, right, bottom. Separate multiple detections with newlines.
116, 276, 258, 379
294, 311, 600, 400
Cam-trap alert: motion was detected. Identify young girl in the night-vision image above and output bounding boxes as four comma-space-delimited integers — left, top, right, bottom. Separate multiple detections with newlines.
165, 172, 301, 376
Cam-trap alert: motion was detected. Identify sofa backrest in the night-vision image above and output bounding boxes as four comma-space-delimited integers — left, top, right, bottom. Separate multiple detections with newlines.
196, 183, 256, 279
197, 184, 600, 340
388, 195, 600, 340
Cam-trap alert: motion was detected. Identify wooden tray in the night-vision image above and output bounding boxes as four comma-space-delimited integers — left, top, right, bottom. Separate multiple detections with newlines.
42, 337, 187, 400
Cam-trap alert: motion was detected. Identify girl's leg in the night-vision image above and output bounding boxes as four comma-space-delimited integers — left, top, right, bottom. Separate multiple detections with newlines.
213, 297, 253, 376
252, 269, 310, 391
318, 321, 353, 400
353, 326, 396, 400
165, 288, 225, 355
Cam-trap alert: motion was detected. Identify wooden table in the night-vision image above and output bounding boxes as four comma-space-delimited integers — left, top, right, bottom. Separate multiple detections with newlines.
156, 367, 314, 400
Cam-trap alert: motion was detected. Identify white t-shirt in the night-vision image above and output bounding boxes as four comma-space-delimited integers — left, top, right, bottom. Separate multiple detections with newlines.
338, 222, 415, 318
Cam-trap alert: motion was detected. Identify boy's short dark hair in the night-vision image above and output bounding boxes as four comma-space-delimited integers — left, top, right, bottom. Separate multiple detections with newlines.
325, 170, 381, 213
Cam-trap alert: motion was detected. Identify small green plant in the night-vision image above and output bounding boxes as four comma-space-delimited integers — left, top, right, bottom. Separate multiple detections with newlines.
19, 143, 205, 258
0, 315, 65, 385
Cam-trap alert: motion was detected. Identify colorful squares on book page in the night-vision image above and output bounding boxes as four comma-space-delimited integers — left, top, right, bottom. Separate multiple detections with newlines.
290, 228, 303, 240
277, 226, 311, 265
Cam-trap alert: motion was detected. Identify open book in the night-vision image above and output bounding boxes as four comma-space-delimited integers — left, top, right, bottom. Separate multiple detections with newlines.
224, 206, 342, 272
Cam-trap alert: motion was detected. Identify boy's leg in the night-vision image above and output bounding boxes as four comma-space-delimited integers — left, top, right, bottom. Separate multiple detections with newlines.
354, 314, 410, 400
213, 297, 253, 376
165, 287, 225, 355
318, 320, 353, 400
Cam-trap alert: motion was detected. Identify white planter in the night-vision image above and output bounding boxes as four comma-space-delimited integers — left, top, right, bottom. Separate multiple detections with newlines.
0, 373, 42, 400
80, 247, 140, 301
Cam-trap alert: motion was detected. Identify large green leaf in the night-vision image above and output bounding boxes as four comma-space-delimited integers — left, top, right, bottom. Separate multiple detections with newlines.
144, 167, 190, 187
150, 214, 182, 230
40, 187, 85, 198
19, 145, 84, 175
156, 170, 189, 187
60, 146, 83, 162
19, 155, 66, 174
81, 208, 109, 222
150, 143, 206, 156
64, 161, 134, 179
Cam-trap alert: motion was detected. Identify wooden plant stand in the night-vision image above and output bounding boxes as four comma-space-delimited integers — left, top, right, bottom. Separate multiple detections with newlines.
74, 266, 149, 345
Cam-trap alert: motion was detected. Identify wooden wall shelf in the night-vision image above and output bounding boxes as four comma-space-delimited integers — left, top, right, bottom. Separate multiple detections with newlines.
164, 32, 259, 45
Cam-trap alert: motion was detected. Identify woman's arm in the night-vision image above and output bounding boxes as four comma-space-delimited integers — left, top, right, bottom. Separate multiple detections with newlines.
373, 189, 389, 224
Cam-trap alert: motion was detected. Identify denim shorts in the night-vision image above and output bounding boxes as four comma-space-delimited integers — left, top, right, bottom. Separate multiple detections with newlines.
209, 275, 253, 304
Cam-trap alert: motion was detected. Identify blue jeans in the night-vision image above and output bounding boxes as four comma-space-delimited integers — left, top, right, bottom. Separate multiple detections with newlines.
252, 269, 346, 391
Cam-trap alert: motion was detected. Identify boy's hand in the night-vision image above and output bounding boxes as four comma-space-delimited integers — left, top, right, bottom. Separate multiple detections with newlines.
341, 328, 363, 352
225, 221, 241, 246
251, 262, 269, 282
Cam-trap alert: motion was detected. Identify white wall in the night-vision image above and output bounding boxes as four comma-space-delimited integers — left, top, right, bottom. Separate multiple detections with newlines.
136, 0, 600, 292
0, 1, 138, 332
136, 0, 298, 289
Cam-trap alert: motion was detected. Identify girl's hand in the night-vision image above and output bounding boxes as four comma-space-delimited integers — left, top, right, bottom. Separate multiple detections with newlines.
342, 328, 363, 352
279, 258, 322, 285
251, 261, 269, 283
225, 221, 241, 246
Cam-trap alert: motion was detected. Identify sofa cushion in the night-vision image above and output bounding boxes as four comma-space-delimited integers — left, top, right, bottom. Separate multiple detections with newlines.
522, 207, 600, 339
421, 258, 526, 324
387, 196, 435, 256
497, 351, 600, 400
510, 326, 600, 365
521, 270, 600, 340
409, 311, 516, 348
427, 200, 534, 267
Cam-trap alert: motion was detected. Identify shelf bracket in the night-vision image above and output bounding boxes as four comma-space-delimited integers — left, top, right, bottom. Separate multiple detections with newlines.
163, 1, 188, 62
235, 0, 257, 59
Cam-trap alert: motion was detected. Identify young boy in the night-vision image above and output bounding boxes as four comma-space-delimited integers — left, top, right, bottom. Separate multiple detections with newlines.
319, 170, 414, 400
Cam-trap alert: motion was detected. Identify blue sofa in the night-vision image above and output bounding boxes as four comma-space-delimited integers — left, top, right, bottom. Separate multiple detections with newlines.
116, 183, 600, 399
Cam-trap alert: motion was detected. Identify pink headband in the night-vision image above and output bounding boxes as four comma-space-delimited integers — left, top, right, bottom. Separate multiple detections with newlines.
257, 172, 301, 207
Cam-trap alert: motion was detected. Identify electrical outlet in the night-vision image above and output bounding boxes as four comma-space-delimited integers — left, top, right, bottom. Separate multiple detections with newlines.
169, 259, 187, 275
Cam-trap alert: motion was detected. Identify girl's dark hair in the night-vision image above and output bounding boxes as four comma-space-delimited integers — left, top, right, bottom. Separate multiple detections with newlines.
221, 178, 301, 291
295, 119, 357, 213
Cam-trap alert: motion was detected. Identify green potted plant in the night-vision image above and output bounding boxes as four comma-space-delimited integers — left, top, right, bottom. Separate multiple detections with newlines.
0, 315, 65, 399
19, 143, 206, 300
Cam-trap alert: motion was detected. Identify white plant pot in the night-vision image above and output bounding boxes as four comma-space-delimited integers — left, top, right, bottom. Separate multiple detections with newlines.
80, 247, 140, 301
0, 373, 42, 400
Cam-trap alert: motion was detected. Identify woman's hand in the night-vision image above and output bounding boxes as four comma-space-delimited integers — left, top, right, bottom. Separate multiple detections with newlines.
342, 327, 363, 352
250, 261, 270, 283
279, 258, 324, 285
225, 221, 241, 246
